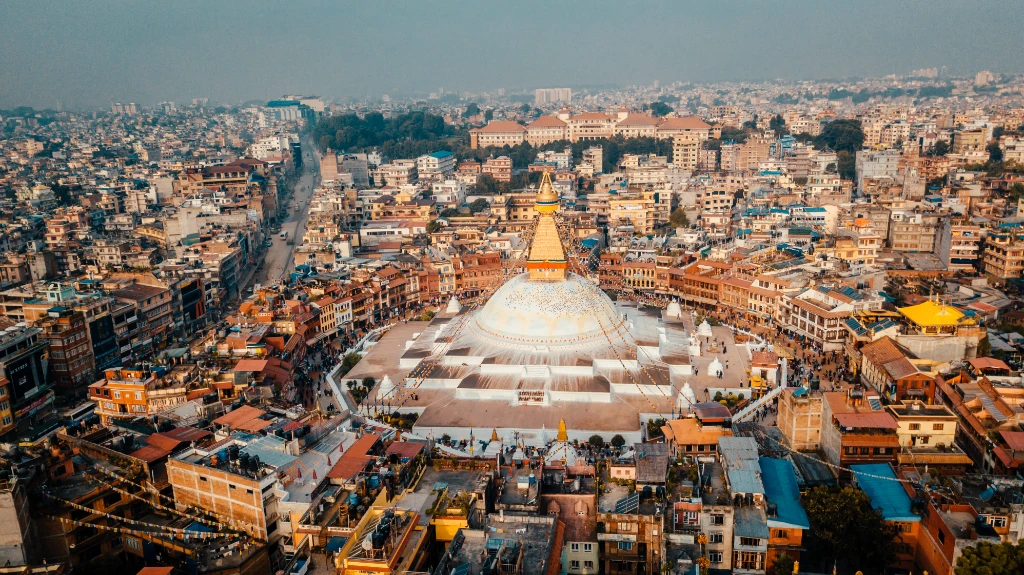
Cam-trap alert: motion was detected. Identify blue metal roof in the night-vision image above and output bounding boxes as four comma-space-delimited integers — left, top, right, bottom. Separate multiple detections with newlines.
759, 457, 810, 529
325, 536, 348, 552
850, 464, 920, 522
430, 150, 453, 158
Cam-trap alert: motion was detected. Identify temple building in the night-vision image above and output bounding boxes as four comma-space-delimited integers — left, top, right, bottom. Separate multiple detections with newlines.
349, 173, 755, 446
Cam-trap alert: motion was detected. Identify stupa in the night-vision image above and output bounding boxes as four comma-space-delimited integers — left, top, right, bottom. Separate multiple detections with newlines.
363, 172, 751, 446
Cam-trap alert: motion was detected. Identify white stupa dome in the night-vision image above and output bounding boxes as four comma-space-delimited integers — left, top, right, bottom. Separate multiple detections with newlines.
469, 272, 627, 349
676, 382, 697, 411
446, 296, 462, 314
378, 374, 395, 398
666, 301, 683, 319
708, 356, 724, 376
697, 319, 713, 337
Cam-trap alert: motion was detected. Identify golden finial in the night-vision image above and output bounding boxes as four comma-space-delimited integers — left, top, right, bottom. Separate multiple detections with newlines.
557, 418, 568, 442
491, 428, 499, 442
535, 170, 559, 214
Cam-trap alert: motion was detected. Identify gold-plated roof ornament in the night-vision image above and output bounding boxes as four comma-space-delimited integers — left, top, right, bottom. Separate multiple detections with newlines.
527, 171, 567, 281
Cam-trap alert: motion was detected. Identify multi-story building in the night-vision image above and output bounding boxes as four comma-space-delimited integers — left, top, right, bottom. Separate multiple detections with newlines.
416, 151, 456, 181
0, 324, 50, 438
783, 286, 884, 351
777, 388, 825, 450
482, 156, 513, 182
820, 389, 900, 477
39, 307, 94, 394
937, 222, 983, 273
672, 134, 701, 171
469, 121, 527, 149
888, 210, 942, 252
527, 116, 569, 146
983, 231, 1024, 279
89, 366, 192, 423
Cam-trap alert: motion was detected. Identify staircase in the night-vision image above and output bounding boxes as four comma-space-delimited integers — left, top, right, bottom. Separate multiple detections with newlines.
733, 385, 785, 423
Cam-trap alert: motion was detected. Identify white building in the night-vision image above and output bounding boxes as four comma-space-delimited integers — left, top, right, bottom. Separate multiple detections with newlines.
416, 151, 456, 181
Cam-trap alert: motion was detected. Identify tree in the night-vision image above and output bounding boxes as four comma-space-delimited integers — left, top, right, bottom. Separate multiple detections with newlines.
520, 103, 531, 114
439, 208, 459, 218
768, 553, 795, 575
426, 220, 442, 234
610, 434, 626, 448
468, 198, 490, 214
815, 119, 865, 153
463, 103, 481, 118
588, 435, 604, 447
648, 101, 673, 117
837, 150, 856, 181
646, 418, 667, 439
670, 207, 690, 228
988, 142, 1004, 163
340, 352, 362, 376
801, 486, 900, 574
930, 140, 950, 156
769, 114, 787, 136
955, 541, 1024, 575
484, 109, 494, 122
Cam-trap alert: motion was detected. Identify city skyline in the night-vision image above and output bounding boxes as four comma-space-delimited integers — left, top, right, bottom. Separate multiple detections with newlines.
2, 0, 1023, 109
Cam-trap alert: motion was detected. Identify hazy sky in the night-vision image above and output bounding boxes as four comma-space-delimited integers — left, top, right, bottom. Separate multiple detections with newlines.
1, 0, 1022, 110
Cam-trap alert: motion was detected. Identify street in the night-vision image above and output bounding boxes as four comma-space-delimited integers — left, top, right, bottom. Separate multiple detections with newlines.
249, 133, 321, 288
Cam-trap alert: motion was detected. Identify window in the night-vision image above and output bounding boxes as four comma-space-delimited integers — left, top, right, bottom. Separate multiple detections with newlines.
739, 537, 761, 547
617, 542, 633, 551
938, 530, 946, 544
909, 423, 921, 431
113, 391, 120, 399
920, 436, 930, 445
770, 529, 788, 540
933, 423, 945, 430
570, 561, 580, 570
125, 537, 141, 550
2, 417, 10, 426
991, 517, 1007, 528
583, 544, 593, 553
734, 551, 763, 570
570, 543, 580, 552
709, 532, 724, 544
894, 522, 913, 533
583, 561, 594, 570
711, 514, 725, 526
708, 552, 723, 564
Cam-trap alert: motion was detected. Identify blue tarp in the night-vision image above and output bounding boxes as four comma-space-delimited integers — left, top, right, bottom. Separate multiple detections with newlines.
851, 464, 920, 522
759, 457, 810, 529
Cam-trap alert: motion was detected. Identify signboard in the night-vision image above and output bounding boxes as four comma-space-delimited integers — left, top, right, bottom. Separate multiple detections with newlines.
5, 351, 43, 401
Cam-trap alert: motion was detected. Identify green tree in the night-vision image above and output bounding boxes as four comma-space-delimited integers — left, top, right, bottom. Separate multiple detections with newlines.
426, 220, 442, 234
669, 207, 690, 228
768, 553, 795, 575
588, 435, 604, 447
646, 418, 667, 439
930, 140, 950, 156
340, 352, 362, 376
815, 119, 865, 153
463, 103, 481, 118
610, 434, 626, 448
955, 541, 1024, 575
801, 486, 900, 574
468, 198, 490, 214
439, 208, 459, 218
484, 109, 494, 122
362, 376, 376, 389
648, 101, 673, 117
769, 114, 787, 136
520, 103, 531, 114
988, 141, 1004, 163
837, 150, 856, 181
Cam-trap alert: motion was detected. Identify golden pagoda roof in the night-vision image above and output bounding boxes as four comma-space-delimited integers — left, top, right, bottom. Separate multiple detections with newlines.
528, 215, 566, 263
898, 299, 966, 327
534, 171, 559, 214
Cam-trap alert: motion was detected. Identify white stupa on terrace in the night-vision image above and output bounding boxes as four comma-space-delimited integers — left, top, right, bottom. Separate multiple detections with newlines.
361, 172, 751, 446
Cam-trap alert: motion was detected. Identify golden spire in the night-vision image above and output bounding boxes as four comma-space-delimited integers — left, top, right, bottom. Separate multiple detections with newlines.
527, 170, 567, 281
556, 418, 568, 442
491, 428, 499, 442
534, 171, 559, 214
